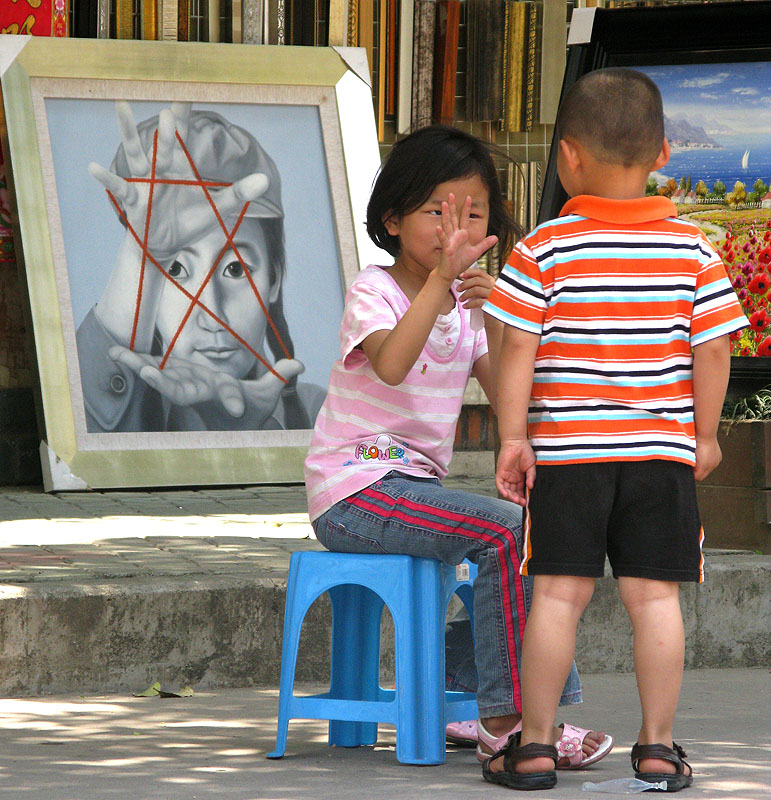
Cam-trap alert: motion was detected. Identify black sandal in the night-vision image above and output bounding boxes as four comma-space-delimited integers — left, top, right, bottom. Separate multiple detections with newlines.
631, 741, 693, 792
482, 731, 558, 791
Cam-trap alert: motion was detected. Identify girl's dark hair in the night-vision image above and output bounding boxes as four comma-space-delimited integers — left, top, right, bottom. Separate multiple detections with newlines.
366, 125, 522, 261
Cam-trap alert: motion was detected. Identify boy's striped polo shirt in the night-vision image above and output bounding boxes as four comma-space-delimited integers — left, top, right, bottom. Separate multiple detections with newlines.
484, 194, 748, 466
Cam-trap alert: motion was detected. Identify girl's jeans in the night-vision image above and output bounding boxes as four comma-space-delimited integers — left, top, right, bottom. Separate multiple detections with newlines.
312, 472, 581, 718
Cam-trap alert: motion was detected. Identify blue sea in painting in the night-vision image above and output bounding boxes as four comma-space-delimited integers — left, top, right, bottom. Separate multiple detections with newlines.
660, 146, 771, 192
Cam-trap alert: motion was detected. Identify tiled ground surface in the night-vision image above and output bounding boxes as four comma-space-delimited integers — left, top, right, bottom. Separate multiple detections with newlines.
0, 478, 498, 584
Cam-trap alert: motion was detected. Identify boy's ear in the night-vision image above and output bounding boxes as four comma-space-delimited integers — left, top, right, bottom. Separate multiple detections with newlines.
652, 139, 671, 171
559, 138, 582, 175
383, 212, 400, 236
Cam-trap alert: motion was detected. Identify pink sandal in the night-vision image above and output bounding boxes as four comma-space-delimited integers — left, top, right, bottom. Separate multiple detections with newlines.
555, 723, 613, 769
445, 719, 478, 747
446, 719, 613, 768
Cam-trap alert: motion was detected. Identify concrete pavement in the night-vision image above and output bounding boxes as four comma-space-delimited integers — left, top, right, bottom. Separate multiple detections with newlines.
0, 669, 767, 799
0, 474, 768, 797
0, 476, 768, 696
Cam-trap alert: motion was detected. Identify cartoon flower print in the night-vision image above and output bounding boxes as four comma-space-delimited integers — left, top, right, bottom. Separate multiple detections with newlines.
557, 733, 582, 758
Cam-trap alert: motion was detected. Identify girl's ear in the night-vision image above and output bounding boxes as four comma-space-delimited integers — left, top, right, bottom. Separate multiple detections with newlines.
383, 212, 401, 236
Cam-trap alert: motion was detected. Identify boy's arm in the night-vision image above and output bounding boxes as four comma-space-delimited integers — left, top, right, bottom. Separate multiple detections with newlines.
495, 324, 540, 505
692, 334, 731, 481
463, 266, 502, 411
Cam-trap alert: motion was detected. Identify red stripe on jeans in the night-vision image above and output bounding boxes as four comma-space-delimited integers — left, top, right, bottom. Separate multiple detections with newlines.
353, 486, 525, 710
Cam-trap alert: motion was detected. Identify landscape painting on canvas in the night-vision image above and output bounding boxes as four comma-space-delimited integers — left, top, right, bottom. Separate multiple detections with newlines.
638, 62, 771, 357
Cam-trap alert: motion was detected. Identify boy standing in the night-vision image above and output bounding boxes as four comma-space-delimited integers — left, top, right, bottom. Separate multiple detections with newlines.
482, 68, 747, 791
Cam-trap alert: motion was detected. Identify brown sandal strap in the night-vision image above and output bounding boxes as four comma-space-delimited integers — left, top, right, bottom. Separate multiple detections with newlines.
631, 741, 690, 775
503, 732, 559, 771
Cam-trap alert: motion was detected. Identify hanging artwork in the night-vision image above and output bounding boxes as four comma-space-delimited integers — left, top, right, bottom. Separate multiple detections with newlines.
0, 38, 383, 490
538, 0, 771, 388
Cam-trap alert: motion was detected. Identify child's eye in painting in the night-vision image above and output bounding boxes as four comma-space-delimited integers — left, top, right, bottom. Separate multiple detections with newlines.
223, 260, 252, 279
167, 261, 189, 279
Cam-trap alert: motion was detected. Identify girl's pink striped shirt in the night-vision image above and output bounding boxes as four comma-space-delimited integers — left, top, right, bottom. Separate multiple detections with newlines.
305, 265, 488, 522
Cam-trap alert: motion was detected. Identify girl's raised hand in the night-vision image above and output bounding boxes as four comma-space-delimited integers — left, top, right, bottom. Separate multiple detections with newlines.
435, 193, 498, 283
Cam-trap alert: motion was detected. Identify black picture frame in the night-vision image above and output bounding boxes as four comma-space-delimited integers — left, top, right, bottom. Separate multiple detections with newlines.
538, 0, 771, 395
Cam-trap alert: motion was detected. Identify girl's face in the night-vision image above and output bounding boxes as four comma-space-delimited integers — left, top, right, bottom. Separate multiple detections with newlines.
155, 217, 278, 379
385, 174, 491, 274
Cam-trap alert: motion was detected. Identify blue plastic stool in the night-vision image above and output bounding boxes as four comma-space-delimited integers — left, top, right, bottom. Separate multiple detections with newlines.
267, 551, 478, 765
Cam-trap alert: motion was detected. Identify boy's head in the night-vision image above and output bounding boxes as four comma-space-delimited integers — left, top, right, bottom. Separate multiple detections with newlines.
556, 68, 665, 169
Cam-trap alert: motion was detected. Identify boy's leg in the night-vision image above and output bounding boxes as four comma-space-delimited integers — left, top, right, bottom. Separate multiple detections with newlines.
488, 573, 595, 775
608, 461, 703, 780
619, 577, 691, 777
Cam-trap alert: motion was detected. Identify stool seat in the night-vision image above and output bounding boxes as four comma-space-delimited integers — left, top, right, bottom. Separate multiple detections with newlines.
267, 550, 478, 765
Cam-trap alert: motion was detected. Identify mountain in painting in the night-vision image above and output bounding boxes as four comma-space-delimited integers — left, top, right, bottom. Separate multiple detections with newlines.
665, 114, 721, 148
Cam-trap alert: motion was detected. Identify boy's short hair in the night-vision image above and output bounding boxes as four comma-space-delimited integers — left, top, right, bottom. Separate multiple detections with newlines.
556, 68, 665, 168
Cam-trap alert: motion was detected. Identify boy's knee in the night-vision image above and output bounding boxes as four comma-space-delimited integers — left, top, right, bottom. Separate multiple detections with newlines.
618, 576, 679, 611
534, 574, 595, 611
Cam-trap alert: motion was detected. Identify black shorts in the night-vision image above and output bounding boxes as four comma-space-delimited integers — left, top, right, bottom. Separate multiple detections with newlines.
523, 460, 704, 583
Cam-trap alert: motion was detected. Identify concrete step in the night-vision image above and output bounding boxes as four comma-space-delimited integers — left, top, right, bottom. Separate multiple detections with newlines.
0, 534, 767, 696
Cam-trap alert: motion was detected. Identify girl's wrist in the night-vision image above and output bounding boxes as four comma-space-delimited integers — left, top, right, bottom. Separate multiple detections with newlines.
427, 267, 455, 290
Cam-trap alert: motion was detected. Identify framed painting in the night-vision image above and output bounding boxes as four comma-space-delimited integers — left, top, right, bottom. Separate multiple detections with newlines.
538, 0, 771, 396
0, 36, 385, 490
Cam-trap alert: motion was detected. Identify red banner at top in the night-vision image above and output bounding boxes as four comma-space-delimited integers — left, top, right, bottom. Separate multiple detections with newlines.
0, 0, 69, 37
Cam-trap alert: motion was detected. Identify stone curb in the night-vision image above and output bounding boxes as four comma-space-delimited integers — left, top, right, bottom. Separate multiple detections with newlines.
0, 543, 767, 697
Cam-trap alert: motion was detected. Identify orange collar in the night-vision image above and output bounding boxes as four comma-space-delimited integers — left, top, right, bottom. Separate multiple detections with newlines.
560, 195, 677, 225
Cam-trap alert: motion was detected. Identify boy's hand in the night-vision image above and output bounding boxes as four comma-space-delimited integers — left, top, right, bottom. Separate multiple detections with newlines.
435, 194, 498, 284
495, 439, 536, 506
694, 435, 722, 481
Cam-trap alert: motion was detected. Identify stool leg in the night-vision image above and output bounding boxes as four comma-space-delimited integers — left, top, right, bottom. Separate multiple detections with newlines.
328, 584, 383, 748
455, 583, 475, 633
395, 560, 446, 764
267, 563, 307, 759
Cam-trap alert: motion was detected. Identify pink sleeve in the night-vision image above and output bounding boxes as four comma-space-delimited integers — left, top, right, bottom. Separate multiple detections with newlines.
339, 276, 399, 369
473, 320, 489, 363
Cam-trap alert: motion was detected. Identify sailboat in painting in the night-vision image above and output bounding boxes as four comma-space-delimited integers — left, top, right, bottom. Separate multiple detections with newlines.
741, 148, 750, 169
